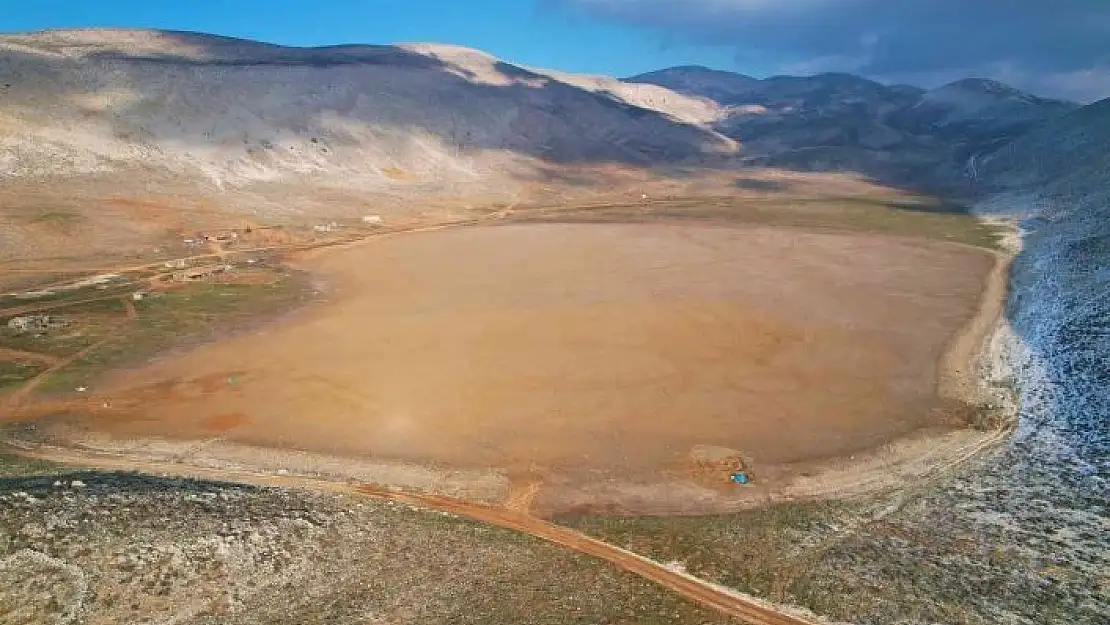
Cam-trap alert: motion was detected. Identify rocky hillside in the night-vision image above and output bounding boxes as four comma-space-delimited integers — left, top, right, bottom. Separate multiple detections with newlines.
625, 65, 760, 102
891, 78, 1077, 141
0, 467, 733, 625
0, 29, 733, 192
629, 66, 1078, 190
979, 97, 1110, 195
976, 97, 1110, 462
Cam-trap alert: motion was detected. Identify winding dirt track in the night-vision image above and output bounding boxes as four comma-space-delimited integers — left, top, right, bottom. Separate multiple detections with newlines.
2, 329, 128, 408
1, 442, 818, 625
2, 296, 139, 409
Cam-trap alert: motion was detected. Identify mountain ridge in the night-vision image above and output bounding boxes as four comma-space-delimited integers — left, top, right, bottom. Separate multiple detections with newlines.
626, 63, 1080, 188
625, 64, 1075, 106
0, 28, 737, 187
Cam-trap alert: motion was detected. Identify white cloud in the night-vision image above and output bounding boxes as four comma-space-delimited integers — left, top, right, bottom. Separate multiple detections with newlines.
1002, 66, 1110, 104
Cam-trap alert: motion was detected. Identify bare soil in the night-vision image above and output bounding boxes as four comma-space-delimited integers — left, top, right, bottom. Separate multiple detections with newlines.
27, 222, 994, 513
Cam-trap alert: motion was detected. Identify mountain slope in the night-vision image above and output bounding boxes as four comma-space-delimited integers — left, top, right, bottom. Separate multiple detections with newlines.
887, 78, 1079, 156
628, 66, 1078, 190
979, 96, 1110, 193
967, 98, 1110, 622
0, 29, 734, 189
625, 65, 759, 102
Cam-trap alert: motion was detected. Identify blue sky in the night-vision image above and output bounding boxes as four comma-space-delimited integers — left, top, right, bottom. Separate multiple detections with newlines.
0, 0, 745, 78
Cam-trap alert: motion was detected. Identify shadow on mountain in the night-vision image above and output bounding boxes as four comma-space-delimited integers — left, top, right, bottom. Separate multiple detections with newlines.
733, 177, 785, 191
33, 31, 732, 170
9, 29, 1073, 200
0, 46, 66, 87
85, 46, 450, 70
0, 470, 259, 495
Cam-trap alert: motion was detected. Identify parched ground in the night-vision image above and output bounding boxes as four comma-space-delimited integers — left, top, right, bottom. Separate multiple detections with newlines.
30, 221, 995, 513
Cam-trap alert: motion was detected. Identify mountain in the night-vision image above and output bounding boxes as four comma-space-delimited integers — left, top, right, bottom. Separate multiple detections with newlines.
887, 78, 1079, 156
0, 28, 1087, 228
978, 96, 1110, 193
906, 78, 1077, 131
627, 66, 1078, 190
624, 65, 759, 103
0, 29, 734, 191
968, 97, 1110, 591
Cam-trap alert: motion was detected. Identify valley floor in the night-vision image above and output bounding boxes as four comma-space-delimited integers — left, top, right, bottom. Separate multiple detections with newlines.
1, 194, 1026, 624
3, 198, 1001, 515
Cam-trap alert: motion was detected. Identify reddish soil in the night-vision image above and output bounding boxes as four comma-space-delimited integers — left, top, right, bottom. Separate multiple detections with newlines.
67, 223, 993, 503
200, 411, 250, 432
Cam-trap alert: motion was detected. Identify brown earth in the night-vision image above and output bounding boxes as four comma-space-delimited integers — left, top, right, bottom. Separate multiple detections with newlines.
34, 222, 994, 511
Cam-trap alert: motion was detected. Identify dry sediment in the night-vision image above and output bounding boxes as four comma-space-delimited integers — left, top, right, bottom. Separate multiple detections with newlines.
4, 221, 1009, 515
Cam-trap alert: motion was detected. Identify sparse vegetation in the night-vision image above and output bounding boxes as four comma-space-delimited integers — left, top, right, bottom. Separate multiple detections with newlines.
0, 468, 739, 625
561, 461, 1107, 625
0, 360, 47, 391
29, 209, 82, 226
0, 324, 97, 358
510, 196, 1006, 250
38, 276, 310, 394
0, 285, 132, 311
559, 500, 855, 601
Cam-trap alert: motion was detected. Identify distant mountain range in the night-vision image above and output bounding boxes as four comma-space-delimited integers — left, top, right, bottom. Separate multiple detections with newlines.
625, 66, 1080, 189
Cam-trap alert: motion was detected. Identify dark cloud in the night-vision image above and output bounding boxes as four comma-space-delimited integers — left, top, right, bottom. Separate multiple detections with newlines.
547, 0, 1110, 101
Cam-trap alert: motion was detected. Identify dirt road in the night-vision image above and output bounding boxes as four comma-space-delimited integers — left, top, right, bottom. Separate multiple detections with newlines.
357, 485, 821, 625
2, 297, 138, 409
1, 442, 819, 625
2, 326, 129, 408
